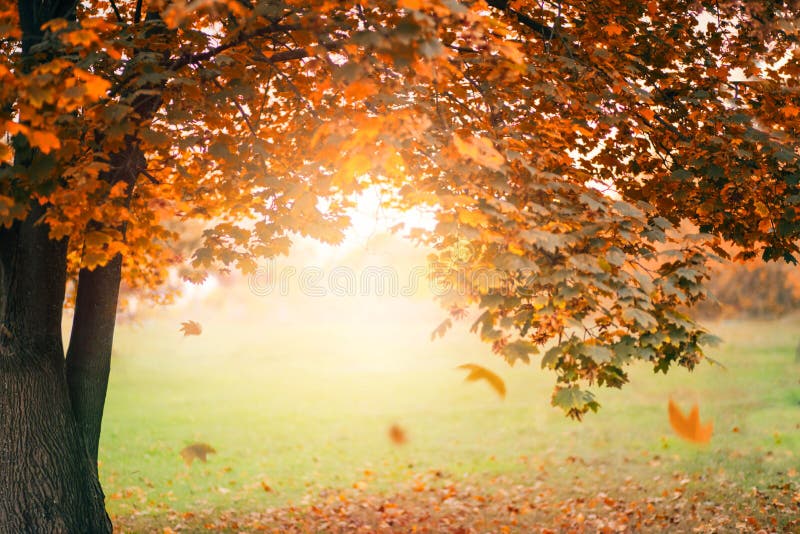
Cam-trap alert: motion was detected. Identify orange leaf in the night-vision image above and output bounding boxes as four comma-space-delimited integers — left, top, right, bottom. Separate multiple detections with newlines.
73, 69, 111, 100
668, 399, 713, 444
179, 320, 202, 336
27, 130, 61, 154
640, 108, 655, 122
63, 29, 99, 47
388, 423, 407, 445
398, 0, 424, 9
344, 79, 378, 100
458, 363, 506, 399
604, 23, 624, 36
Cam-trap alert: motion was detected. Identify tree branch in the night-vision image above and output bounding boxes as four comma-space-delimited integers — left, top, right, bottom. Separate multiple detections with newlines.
169, 23, 301, 71
212, 78, 259, 137
108, 0, 124, 24
485, 0, 555, 39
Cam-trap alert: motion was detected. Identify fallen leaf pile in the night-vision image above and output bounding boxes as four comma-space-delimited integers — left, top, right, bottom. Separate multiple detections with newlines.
114, 469, 800, 533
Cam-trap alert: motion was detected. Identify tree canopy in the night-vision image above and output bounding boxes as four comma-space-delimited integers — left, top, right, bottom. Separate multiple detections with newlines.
2, 0, 799, 419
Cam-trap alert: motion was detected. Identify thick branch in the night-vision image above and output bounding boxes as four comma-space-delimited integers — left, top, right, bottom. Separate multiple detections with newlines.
485, 0, 555, 39
170, 23, 301, 71
65, 255, 123, 465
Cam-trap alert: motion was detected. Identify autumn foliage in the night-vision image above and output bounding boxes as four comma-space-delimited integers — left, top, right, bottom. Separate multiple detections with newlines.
2, 0, 799, 423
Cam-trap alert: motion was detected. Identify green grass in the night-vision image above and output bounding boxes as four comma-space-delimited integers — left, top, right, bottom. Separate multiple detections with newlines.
96, 290, 800, 527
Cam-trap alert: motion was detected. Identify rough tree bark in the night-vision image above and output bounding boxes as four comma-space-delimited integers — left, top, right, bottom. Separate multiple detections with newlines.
0, 204, 112, 532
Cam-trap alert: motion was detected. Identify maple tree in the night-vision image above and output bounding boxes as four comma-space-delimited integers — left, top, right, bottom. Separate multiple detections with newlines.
1, 0, 798, 529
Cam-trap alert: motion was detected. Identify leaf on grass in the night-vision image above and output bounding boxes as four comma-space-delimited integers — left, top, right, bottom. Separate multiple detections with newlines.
668, 399, 713, 444
180, 442, 216, 466
180, 320, 202, 336
457, 363, 506, 399
388, 423, 407, 445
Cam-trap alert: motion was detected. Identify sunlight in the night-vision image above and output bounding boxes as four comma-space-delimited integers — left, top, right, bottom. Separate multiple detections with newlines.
340, 186, 438, 251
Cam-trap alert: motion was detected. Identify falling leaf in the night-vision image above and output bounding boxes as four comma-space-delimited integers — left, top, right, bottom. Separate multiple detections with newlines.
261, 481, 273, 492
457, 363, 506, 399
180, 320, 202, 336
668, 399, 713, 444
388, 423, 407, 445
179, 442, 216, 466
430, 318, 452, 340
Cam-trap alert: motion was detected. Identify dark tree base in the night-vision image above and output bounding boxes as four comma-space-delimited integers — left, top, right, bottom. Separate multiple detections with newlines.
0, 341, 111, 533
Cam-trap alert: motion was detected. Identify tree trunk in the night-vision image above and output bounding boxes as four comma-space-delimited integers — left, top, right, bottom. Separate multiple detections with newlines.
0, 346, 112, 532
66, 256, 124, 466
0, 204, 112, 532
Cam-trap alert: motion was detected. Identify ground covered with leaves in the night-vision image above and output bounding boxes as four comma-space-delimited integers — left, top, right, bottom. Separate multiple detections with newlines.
114, 464, 799, 533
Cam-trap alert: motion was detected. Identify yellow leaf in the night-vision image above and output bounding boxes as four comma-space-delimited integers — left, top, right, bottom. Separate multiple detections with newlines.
508, 242, 525, 255
458, 363, 506, 399
457, 208, 489, 227
668, 399, 713, 444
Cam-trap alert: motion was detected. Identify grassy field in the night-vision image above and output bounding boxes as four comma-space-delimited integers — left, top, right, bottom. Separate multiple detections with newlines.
95, 281, 800, 531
